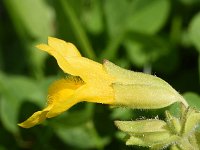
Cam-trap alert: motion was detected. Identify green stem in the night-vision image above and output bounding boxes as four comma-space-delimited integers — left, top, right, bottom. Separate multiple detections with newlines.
85, 103, 104, 150
100, 31, 126, 60
170, 15, 182, 45
59, 0, 96, 60
87, 121, 104, 150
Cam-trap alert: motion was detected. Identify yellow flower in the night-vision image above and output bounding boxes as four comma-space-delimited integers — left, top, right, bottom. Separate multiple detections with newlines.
18, 37, 188, 128
18, 37, 114, 128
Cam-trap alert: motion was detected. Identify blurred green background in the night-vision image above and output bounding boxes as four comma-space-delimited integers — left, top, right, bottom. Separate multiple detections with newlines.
0, 0, 200, 149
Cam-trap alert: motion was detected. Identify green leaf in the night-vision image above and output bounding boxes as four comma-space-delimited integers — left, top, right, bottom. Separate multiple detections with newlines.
49, 103, 93, 128
82, 0, 104, 34
183, 92, 200, 110
126, 0, 170, 34
102, 0, 170, 60
0, 45, 3, 70
189, 12, 200, 52
104, 0, 170, 38
3, 0, 55, 79
180, 0, 200, 6
58, 0, 96, 59
4, 0, 54, 39
0, 96, 20, 134
50, 103, 109, 149
0, 146, 6, 150
55, 122, 109, 149
199, 55, 200, 83
0, 74, 49, 133
111, 108, 133, 120
124, 34, 171, 67
104, 0, 128, 37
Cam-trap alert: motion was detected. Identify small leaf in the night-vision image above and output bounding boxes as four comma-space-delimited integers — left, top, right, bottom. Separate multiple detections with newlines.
189, 12, 200, 52
126, 0, 170, 34
183, 92, 200, 110
124, 34, 171, 67
4, 0, 54, 39
0, 73, 49, 133
82, 0, 104, 34
104, 0, 170, 37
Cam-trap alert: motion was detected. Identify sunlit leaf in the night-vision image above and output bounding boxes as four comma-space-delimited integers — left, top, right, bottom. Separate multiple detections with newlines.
82, 0, 104, 34
104, 0, 170, 37
124, 34, 170, 67
183, 92, 200, 110
0, 73, 51, 133
4, 0, 54, 39
126, 0, 170, 34
189, 12, 200, 52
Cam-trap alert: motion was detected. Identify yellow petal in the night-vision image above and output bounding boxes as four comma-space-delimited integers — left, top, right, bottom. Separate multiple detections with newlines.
18, 105, 52, 128
48, 37, 81, 57
19, 77, 84, 128
46, 84, 87, 118
46, 77, 84, 118
46, 88, 76, 118
36, 44, 77, 75
76, 83, 114, 104
37, 38, 114, 85
18, 110, 48, 128
47, 83, 114, 118
66, 57, 114, 84
48, 77, 84, 96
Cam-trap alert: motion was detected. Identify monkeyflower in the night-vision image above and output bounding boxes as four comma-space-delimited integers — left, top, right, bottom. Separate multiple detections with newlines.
18, 37, 188, 128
